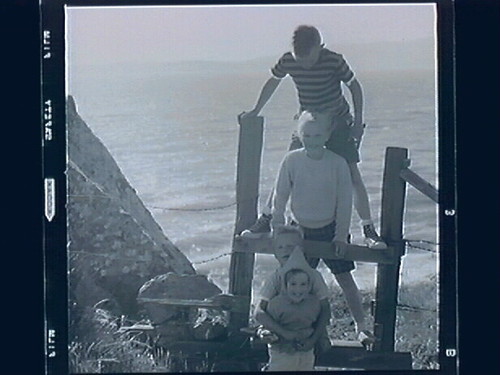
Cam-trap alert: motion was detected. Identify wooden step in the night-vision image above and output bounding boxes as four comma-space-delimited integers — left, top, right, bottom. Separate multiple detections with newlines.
137, 294, 249, 313
234, 236, 399, 264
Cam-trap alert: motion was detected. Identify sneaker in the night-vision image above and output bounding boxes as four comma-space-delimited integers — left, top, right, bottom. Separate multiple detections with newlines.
357, 330, 376, 350
240, 214, 272, 238
363, 224, 387, 249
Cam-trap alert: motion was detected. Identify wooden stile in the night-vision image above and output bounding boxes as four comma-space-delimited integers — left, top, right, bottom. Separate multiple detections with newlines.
146, 129, 438, 369
228, 115, 264, 332
373, 147, 408, 352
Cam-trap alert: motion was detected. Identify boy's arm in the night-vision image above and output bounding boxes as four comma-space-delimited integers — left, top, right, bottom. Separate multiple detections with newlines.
271, 155, 292, 229
333, 160, 353, 242
346, 78, 365, 147
296, 299, 331, 351
241, 77, 281, 118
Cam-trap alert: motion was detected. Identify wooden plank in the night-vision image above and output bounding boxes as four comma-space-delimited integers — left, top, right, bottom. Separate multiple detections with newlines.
228, 116, 264, 332
400, 167, 439, 203
249, 341, 412, 370
164, 340, 412, 370
374, 147, 408, 352
316, 346, 413, 370
137, 296, 249, 313
234, 236, 398, 264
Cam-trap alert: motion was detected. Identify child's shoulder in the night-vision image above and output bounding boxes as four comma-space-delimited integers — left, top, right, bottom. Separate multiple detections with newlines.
281, 148, 305, 164
285, 148, 306, 159
325, 149, 348, 163
322, 47, 345, 59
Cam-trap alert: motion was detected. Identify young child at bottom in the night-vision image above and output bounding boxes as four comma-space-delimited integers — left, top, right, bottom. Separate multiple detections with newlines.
270, 111, 375, 345
255, 228, 329, 371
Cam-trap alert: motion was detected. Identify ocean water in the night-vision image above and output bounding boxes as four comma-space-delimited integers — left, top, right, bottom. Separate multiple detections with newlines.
68, 62, 439, 296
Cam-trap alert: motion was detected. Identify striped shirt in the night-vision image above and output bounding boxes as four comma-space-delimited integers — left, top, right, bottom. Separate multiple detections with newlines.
271, 48, 354, 116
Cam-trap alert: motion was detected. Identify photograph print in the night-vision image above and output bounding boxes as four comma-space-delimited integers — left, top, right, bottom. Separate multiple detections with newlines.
42, 1, 457, 373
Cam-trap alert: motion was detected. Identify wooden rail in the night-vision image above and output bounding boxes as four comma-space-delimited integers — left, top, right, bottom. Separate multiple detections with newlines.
234, 236, 398, 264
400, 167, 439, 203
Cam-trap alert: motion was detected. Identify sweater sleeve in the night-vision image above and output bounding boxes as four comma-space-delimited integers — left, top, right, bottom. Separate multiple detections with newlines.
259, 271, 280, 301
265, 296, 282, 322
271, 154, 292, 227
333, 158, 353, 242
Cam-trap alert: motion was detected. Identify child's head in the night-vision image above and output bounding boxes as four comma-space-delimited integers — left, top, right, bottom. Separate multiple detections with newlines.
273, 226, 303, 266
292, 25, 323, 68
297, 111, 332, 151
284, 268, 311, 303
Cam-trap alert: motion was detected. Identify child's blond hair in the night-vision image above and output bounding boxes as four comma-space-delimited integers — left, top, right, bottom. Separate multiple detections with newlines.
297, 110, 332, 134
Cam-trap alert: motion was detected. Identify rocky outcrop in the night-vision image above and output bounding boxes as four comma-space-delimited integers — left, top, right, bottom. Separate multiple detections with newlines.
138, 273, 222, 324
67, 96, 196, 316
138, 273, 227, 344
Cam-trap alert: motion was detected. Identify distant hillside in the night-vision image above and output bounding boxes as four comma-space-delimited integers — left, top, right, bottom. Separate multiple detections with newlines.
245, 37, 436, 73
73, 38, 435, 77
336, 38, 436, 72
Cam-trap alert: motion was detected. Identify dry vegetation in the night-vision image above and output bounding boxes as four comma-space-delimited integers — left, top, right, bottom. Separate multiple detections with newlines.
325, 277, 439, 370
69, 276, 438, 372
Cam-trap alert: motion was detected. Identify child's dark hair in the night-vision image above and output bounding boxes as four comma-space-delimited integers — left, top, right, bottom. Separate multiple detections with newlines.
284, 268, 310, 285
293, 25, 322, 57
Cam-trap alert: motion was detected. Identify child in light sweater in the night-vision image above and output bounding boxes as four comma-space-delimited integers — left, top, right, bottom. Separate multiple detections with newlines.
271, 110, 375, 346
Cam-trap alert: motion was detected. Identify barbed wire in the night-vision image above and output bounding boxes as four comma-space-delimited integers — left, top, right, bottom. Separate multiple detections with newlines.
69, 194, 251, 213
147, 195, 260, 212
406, 239, 438, 245
404, 239, 439, 253
148, 202, 237, 212
192, 252, 233, 265
396, 303, 437, 313
69, 194, 111, 199
69, 250, 109, 257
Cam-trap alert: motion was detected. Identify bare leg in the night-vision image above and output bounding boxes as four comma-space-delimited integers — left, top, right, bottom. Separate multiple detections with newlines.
334, 271, 368, 332
348, 163, 372, 223
261, 190, 274, 215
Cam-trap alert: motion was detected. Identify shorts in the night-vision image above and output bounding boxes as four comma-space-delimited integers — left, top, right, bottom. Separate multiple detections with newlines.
267, 347, 315, 371
300, 221, 355, 275
289, 113, 360, 164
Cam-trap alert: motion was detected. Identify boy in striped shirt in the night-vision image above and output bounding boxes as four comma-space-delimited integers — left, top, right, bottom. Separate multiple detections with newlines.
240, 25, 386, 249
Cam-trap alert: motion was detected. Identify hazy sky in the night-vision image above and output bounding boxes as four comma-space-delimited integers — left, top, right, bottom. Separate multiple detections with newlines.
66, 4, 436, 65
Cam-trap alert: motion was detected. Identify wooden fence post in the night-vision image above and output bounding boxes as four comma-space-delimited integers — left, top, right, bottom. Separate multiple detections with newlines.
228, 116, 264, 333
373, 147, 408, 352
